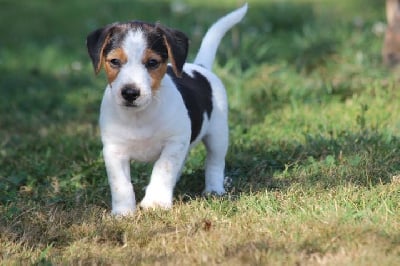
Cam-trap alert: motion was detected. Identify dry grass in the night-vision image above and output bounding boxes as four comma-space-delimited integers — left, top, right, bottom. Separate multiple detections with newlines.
2, 184, 399, 264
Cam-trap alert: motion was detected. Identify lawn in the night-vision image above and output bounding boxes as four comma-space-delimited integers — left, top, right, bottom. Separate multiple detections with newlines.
1, 0, 399, 264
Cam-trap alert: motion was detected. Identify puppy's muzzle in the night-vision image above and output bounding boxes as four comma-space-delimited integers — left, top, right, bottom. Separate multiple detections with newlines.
121, 85, 140, 105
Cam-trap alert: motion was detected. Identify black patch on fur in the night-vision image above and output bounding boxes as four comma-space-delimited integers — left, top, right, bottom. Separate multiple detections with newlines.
145, 29, 169, 61
102, 26, 128, 55
159, 25, 189, 76
167, 66, 213, 143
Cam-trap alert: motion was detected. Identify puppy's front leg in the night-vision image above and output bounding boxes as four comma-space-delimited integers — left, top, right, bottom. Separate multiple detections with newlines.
103, 145, 136, 215
140, 139, 189, 209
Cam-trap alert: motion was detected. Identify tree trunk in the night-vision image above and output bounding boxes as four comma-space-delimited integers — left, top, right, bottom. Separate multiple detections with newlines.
383, 0, 400, 67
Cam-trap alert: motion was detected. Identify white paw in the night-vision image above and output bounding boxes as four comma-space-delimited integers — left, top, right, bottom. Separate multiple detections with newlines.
140, 185, 173, 210
203, 186, 226, 196
140, 196, 173, 210
111, 206, 136, 216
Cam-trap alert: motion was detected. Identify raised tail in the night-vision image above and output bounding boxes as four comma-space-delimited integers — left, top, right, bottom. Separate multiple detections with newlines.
193, 3, 248, 70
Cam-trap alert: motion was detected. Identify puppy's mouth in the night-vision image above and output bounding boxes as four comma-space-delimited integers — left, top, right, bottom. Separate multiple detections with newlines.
123, 102, 138, 107
120, 97, 152, 110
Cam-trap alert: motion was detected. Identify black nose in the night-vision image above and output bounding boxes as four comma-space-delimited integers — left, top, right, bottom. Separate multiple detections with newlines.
121, 86, 140, 102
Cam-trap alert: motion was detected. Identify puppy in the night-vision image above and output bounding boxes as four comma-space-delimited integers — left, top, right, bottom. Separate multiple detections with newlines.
86, 4, 247, 215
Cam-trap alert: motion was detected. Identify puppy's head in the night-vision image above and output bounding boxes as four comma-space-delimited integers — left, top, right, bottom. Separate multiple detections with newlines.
86, 21, 188, 109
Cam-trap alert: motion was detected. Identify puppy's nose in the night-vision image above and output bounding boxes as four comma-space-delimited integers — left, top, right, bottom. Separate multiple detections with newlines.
121, 86, 140, 102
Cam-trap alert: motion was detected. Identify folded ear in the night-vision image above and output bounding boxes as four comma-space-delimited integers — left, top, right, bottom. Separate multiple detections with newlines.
86, 24, 116, 74
158, 25, 189, 77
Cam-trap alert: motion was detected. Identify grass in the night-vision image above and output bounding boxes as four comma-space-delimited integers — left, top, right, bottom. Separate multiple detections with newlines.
1, 0, 399, 264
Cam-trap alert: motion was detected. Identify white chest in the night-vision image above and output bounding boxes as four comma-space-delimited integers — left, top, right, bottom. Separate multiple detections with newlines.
99, 86, 191, 162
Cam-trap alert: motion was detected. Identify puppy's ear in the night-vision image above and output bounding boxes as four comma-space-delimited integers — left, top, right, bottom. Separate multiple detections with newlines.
158, 25, 189, 77
86, 24, 116, 74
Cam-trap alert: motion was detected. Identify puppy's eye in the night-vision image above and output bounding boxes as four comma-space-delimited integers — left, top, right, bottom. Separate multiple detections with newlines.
145, 59, 160, 70
109, 58, 122, 68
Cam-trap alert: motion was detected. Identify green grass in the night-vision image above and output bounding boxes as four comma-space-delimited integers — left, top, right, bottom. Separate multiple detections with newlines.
1, 0, 399, 264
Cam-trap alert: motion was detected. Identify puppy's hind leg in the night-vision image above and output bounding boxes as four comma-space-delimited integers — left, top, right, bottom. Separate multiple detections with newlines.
202, 122, 228, 195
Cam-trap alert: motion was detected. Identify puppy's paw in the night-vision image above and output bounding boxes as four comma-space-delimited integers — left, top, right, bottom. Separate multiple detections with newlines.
139, 196, 173, 210
140, 185, 173, 210
111, 206, 136, 217
203, 186, 226, 197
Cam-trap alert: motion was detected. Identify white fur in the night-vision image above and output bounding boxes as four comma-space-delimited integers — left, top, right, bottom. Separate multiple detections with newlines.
194, 3, 248, 69
100, 5, 247, 215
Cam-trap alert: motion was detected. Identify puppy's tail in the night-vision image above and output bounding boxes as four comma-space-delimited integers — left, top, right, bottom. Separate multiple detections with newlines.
193, 3, 248, 70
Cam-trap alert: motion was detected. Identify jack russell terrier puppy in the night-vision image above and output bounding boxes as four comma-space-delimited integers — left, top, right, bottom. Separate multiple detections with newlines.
86, 4, 248, 215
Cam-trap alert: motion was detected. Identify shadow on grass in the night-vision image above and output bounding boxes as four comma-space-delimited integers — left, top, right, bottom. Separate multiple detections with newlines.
175, 129, 400, 198
229, 130, 399, 192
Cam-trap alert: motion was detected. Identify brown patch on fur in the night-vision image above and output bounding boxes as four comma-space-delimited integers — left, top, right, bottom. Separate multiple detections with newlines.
143, 49, 168, 91
104, 48, 128, 83
95, 34, 112, 74
163, 35, 181, 77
